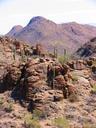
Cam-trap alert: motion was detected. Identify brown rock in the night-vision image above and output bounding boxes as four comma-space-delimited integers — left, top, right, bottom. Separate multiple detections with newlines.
54, 75, 65, 90
92, 65, 96, 74
3, 63, 21, 90
73, 60, 86, 70
33, 43, 46, 56
67, 83, 77, 95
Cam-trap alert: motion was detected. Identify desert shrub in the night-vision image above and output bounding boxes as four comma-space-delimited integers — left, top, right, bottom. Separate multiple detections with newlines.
32, 109, 46, 120
93, 60, 96, 66
72, 74, 78, 84
91, 84, 96, 94
83, 122, 96, 128
68, 93, 79, 103
5, 102, 13, 113
58, 54, 70, 64
0, 97, 3, 107
24, 113, 41, 128
53, 117, 70, 128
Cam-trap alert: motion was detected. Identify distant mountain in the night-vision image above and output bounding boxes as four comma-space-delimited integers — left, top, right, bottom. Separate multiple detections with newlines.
6, 16, 96, 54
75, 37, 96, 58
7, 25, 23, 37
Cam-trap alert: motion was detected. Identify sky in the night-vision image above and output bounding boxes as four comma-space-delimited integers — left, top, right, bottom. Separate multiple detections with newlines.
0, 0, 96, 34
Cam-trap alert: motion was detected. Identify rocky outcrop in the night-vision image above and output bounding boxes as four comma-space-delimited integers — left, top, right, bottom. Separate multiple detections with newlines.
33, 44, 47, 56
25, 59, 48, 101
75, 37, 96, 58
0, 62, 21, 92
67, 60, 86, 70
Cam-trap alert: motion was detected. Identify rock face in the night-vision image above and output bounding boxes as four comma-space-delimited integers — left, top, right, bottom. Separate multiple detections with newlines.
67, 60, 86, 70
1, 51, 95, 111
25, 59, 48, 101
75, 37, 96, 58
20, 59, 66, 112
6, 16, 96, 54
2, 63, 21, 91
0, 36, 96, 127
0, 36, 32, 64
0, 50, 77, 113
33, 43, 47, 56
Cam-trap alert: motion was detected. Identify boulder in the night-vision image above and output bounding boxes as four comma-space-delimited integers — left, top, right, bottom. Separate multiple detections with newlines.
53, 90, 64, 101
73, 60, 86, 70
92, 65, 96, 74
33, 43, 46, 56
24, 60, 48, 101
54, 75, 65, 90
67, 83, 77, 95
2, 63, 21, 90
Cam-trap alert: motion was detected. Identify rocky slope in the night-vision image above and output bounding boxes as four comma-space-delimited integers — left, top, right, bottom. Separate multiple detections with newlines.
75, 37, 96, 58
6, 16, 96, 54
0, 36, 96, 128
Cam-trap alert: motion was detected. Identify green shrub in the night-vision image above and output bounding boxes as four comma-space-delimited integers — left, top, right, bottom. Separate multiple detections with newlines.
72, 74, 78, 84
91, 84, 96, 94
5, 103, 13, 113
0, 97, 3, 107
58, 55, 70, 64
32, 109, 45, 120
24, 113, 41, 128
72, 76, 78, 81
53, 117, 70, 128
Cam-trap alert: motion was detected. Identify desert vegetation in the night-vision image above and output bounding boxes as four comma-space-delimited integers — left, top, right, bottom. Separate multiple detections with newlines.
0, 36, 96, 128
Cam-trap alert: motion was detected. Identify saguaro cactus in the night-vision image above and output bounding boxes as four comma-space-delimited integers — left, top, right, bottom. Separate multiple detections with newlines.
55, 49, 58, 58
20, 46, 25, 62
53, 47, 58, 58
63, 48, 67, 63
12, 45, 16, 60
63, 48, 66, 56
54, 47, 56, 57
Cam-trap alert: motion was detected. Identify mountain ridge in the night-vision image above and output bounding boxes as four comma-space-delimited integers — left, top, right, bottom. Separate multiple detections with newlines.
6, 16, 96, 54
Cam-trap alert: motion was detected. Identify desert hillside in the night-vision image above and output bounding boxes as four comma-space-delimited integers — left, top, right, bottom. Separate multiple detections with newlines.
75, 37, 96, 58
6, 16, 96, 54
0, 36, 96, 128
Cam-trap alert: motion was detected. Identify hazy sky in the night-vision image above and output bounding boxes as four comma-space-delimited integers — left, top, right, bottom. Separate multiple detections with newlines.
0, 0, 96, 34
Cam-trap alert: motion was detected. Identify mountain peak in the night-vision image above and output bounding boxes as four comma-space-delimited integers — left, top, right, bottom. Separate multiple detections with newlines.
6, 25, 23, 37
11, 25, 23, 30
27, 16, 53, 26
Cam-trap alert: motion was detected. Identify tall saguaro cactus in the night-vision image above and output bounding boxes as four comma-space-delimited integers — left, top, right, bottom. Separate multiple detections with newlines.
55, 49, 58, 58
53, 47, 58, 58
63, 48, 66, 56
63, 48, 67, 63
12, 45, 16, 60
54, 47, 56, 57
20, 45, 25, 62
